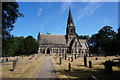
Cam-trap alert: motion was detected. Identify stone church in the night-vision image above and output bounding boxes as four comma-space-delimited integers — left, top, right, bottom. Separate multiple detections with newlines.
38, 8, 89, 55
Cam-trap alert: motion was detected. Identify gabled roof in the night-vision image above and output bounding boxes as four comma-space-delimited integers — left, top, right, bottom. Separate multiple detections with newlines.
79, 39, 89, 49
39, 34, 66, 45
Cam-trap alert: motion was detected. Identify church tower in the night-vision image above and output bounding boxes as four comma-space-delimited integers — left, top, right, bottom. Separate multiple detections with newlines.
66, 7, 76, 44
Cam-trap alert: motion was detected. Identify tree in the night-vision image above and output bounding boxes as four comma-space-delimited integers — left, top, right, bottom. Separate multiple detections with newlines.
89, 26, 116, 55
2, 36, 24, 56
2, 2, 23, 39
47, 33, 51, 34
19, 36, 39, 55
2, 2, 23, 56
76, 33, 89, 41
12, 36, 24, 55
116, 26, 120, 41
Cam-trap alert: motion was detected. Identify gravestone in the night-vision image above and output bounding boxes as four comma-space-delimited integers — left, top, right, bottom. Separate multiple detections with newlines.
103, 60, 114, 73
84, 55, 87, 67
71, 57, 73, 62
13, 60, 17, 71
62, 55, 64, 59
65, 55, 67, 60
16, 58, 18, 63
95, 57, 98, 60
68, 63, 71, 71
4, 58, 6, 62
74, 54, 76, 59
89, 61, 92, 68
2, 59, 4, 62
68, 57, 70, 61
59, 57, 62, 65
116, 55, 119, 57
36, 55, 38, 60
22, 55, 23, 59
104, 54, 107, 57
77, 55, 80, 58
6, 58, 8, 62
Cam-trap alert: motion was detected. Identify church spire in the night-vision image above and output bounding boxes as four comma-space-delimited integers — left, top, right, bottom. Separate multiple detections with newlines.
67, 7, 74, 26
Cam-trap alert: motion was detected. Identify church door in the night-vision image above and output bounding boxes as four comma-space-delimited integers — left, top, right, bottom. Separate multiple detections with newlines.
47, 48, 50, 54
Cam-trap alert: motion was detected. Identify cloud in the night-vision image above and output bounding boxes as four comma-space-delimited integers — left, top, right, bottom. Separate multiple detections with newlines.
38, 8, 42, 16
76, 2, 103, 21
59, 0, 73, 16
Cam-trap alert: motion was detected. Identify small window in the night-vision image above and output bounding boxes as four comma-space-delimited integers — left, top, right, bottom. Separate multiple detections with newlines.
71, 29, 73, 33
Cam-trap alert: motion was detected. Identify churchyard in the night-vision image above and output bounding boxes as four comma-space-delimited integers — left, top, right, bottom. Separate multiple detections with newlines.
1, 54, 120, 79
51, 54, 120, 80
1, 54, 46, 78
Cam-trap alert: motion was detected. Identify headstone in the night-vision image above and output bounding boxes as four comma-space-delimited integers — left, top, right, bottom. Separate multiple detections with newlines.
68, 63, 71, 71
65, 55, 67, 60
16, 58, 18, 62
77, 55, 80, 58
95, 57, 98, 60
13, 60, 17, 71
68, 57, 70, 61
71, 57, 73, 62
84, 55, 87, 67
104, 54, 107, 57
6, 58, 8, 62
74, 54, 76, 59
22, 55, 23, 59
89, 54, 91, 57
103, 60, 114, 73
4, 58, 6, 62
62, 55, 64, 59
89, 61, 92, 68
116, 55, 119, 57
2, 59, 4, 62
59, 57, 62, 65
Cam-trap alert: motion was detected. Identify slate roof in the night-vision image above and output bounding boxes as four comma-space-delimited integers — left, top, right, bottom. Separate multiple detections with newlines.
79, 39, 89, 50
39, 34, 89, 50
39, 34, 66, 45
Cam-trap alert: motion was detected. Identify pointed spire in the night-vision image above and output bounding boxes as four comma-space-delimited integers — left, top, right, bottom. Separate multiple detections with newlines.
38, 32, 40, 41
67, 7, 74, 26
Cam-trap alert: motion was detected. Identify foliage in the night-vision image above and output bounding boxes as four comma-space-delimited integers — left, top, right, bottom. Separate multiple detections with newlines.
2, 36, 24, 56
2, 2, 23, 39
2, 2, 23, 56
76, 33, 89, 41
47, 33, 51, 34
116, 26, 120, 41
89, 26, 120, 55
2, 36, 39, 56
19, 36, 39, 55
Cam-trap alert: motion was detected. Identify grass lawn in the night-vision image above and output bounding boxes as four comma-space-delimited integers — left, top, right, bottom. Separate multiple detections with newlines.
2, 54, 46, 78
51, 55, 120, 80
